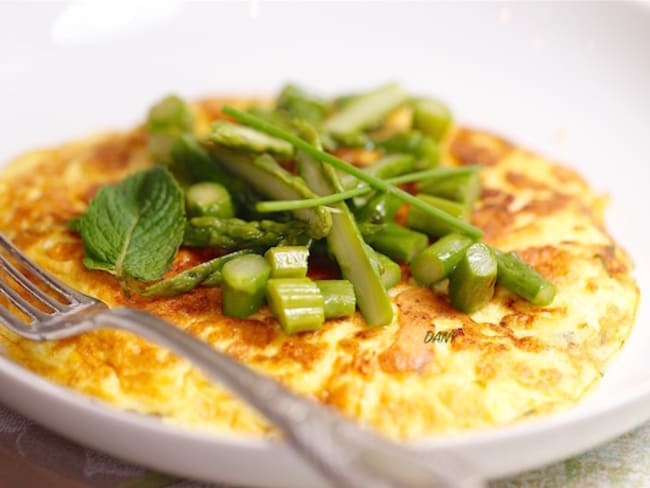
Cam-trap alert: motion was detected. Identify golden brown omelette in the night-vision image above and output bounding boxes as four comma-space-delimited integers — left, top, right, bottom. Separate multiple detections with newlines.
0, 98, 639, 439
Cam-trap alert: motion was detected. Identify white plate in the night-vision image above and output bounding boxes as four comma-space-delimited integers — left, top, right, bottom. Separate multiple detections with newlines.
1, 2, 649, 486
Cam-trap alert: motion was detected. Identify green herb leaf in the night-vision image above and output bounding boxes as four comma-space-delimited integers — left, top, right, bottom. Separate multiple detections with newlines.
80, 167, 185, 282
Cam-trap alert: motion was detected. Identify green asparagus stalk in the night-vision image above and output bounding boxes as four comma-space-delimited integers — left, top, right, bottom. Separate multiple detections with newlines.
324, 83, 409, 136
355, 192, 403, 224
367, 222, 428, 264
141, 250, 253, 297
266, 278, 325, 334
493, 249, 556, 306
341, 153, 415, 202
373, 131, 440, 169
407, 194, 472, 237
146, 95, 193, 164
221, 254, 271, 317
357, 222, 386, 242
364, 153, 416, 179
411, 97, 453, 141
410, 233, 474, 286
208, 147, 332, 239
298, 150, 394, 327
314, 280, 356, 319
183, 216, 311, 249
208, 120, 294, 157
416, 171, 481, 205
185, 182, 234, 218
276, 84, 329, 125
265, 246, 310, 278
369, 249, 402, 289
222, 105, 483, 239
448, 243, 497, 313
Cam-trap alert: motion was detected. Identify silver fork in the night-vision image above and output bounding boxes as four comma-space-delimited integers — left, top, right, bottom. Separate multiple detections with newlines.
0, 233, 484, 488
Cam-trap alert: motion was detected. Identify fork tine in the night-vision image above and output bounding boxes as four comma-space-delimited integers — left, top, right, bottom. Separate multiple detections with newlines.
0, 279, 49, 321
0, 234, 92, 305
0, 303, 28, 334
0, 253, 67, 312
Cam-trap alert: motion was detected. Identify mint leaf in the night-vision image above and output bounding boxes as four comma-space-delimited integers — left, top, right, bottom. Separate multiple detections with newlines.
80, 167, 185, 282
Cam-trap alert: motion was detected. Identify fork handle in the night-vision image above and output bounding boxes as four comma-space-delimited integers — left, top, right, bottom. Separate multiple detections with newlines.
94, 308, 483, 488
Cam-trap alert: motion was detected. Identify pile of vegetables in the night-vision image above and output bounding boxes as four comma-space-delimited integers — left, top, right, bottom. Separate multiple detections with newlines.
73, 83, 556, 334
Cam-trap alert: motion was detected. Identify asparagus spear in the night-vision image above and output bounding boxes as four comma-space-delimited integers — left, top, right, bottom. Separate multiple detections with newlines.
373, 131, 440, 169
493, 248, 556, 306
185, 182, 234, 218
410, 233, 474, 286
364, 153, 416, 179
367, 222, 428, 264
355, 192, 403, 224
208, 120, 294, 157
370, 249, 402, 289
407, 194, 472, 237
141, 250, 253, 297
340, 153, 415, 200
208, 147, 332, 239
324, 83, 409, 136
265, 246, 310, 278
298, 150, 394, 327
266, 278, 325, 334
222, 106, 483, 239
146, 94, 193, 165
448, 243, 497, 313
276, 84, 329, 125
411, 97, 453, 141
183, 216, 311, 249
314, 280, 356, 319
221, 254, 271, 318
416, 171, 481, 205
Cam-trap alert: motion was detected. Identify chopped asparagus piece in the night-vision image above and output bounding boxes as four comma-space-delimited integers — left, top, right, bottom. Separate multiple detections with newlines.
448, 243, 497, 313
221, 254, 271, 317
266, 278, 325, 334
368, 223, 428, 264
186, 182, 234, 218
314, 280, 356, 319
371, 249, 402, 289
324, 83, 409, 136
416, 171, 481, 205
407, 194, 472, 238
493, 248, 556, 306
342, 153, 415, 204
355, 192, 403, 224
265, 246, 309, 278
363, 153, 416, 179
277, 84, 329, 124
208, 120, 294, 157
411, 97, 453, 141
146, 94, 193, 164
374, 131, 440, 169
410, 233, 474, 286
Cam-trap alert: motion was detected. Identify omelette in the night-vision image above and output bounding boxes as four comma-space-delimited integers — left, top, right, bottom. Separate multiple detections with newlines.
0, 97, 639, 440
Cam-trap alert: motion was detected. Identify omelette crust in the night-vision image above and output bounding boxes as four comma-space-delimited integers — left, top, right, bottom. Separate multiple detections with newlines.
0, 98, 639, 439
